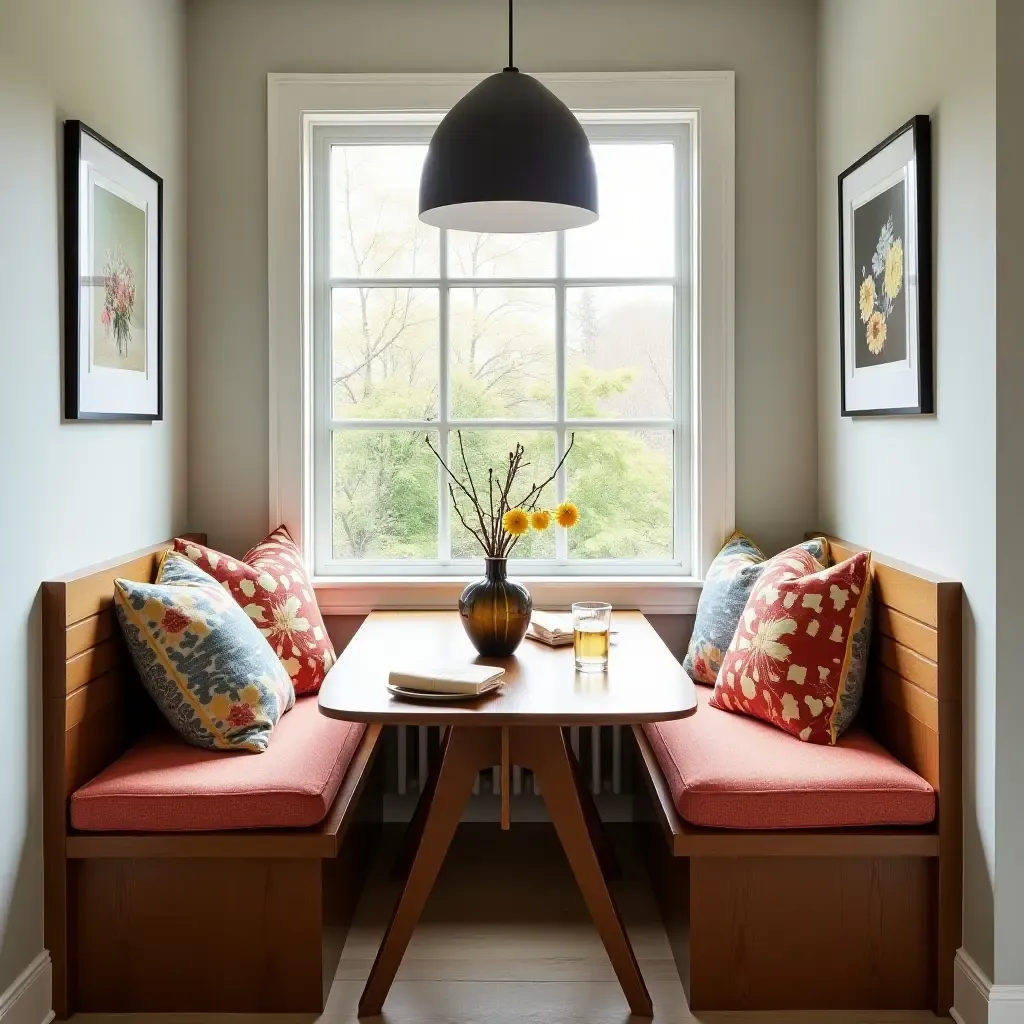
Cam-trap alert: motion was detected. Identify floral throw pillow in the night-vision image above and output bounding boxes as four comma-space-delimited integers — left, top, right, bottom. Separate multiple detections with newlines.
113, 552, 295, 753
709, 548, 873, 744
683, 532, 830, 685
174, 527, 336, 696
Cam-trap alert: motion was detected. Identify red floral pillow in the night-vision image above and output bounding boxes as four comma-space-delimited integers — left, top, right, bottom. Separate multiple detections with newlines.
174, 527, 336, 696
709, 546, 873, 744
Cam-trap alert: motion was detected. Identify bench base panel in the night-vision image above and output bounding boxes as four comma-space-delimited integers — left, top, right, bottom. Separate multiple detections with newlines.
69, 819, 378, 1016
640, 821, 937, 1012
72, 856, 322, 1013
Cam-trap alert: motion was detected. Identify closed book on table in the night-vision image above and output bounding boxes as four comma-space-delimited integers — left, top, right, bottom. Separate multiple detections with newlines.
388, 665, 505, 695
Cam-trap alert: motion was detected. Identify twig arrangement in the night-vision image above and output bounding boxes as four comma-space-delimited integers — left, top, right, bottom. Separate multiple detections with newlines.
425, 432, 579, 557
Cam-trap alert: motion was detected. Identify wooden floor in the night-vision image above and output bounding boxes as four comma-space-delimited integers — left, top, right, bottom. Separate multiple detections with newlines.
69, 824, 949, 1024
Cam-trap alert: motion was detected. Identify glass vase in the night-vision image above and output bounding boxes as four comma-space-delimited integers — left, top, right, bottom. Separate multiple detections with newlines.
458, 557, 532, 657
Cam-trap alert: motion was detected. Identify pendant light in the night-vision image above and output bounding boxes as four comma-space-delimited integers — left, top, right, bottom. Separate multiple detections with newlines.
418, 0, 598, 233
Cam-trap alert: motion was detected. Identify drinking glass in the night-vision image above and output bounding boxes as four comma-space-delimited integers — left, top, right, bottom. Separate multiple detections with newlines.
572, 602, 612, 672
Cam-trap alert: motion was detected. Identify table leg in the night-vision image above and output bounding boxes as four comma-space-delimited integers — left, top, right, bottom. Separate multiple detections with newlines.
358, 727, 500, 1017
566, 739, 622, 881
391, 726, 451, 879
514, 726, 653, 1017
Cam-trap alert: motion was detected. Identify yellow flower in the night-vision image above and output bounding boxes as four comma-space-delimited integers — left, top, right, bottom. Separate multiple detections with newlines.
530, 509, 552, 531
858, 275, 875, 323
502, 508, 530, 536
554, 501, 580, 528
884, 238, 904, 299
866, 311, 887, 355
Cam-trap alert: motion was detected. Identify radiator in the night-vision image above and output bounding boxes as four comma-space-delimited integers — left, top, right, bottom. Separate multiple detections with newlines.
381, 724, 635, 822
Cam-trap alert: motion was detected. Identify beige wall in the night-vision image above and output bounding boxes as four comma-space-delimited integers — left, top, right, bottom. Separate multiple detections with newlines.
817, 0, 998, 985
186, 0, 819, 558
995, 0, 1024, 988
0, 0, 187, 995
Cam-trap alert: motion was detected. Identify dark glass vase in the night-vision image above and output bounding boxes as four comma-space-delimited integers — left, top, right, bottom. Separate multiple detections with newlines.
458, 557, 532, 657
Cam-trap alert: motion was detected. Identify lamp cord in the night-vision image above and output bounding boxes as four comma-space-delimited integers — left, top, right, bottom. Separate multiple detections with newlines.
507, 0, 516, 71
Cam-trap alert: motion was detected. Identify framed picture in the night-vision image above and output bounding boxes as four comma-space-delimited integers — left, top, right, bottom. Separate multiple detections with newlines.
838, 115, 932, 416
64, 120, 162, 420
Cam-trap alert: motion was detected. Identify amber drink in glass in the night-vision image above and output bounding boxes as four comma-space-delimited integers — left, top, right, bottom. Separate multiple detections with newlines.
572, 602, 611, 672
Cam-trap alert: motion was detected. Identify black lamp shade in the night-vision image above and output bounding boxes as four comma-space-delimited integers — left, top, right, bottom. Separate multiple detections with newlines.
419, 70, 598, 233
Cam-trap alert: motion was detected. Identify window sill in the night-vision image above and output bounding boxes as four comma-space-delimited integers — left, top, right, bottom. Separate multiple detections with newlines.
313, 576, 702, 616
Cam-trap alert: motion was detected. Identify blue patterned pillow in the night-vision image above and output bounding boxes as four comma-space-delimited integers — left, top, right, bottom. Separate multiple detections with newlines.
683, 532, 830, 685
113, 551, 295, 752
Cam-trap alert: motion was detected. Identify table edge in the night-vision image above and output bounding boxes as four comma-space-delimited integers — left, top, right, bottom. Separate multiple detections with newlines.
316, 704, 699, 726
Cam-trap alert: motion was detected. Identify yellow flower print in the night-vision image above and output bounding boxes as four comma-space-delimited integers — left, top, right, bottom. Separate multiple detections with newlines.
858, 275, 875, 323
748, 613, 797, 664
884, 238, 904, 299
266, 595, 310, 642
866, 311, 887, 355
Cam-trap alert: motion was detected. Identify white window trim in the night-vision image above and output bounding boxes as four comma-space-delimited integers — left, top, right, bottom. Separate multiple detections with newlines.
268, 72, 735, 614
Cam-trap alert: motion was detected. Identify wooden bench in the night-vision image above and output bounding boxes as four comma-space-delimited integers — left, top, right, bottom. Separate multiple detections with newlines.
42, 537, 383, 1018
633, 535, 962, 1014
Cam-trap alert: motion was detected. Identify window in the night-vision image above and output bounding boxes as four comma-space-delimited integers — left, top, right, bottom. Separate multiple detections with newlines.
311, 124, 689, 576
269, 74, 734, 608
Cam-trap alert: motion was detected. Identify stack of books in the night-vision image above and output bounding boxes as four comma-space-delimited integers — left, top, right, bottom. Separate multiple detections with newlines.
526, 611, 575, 647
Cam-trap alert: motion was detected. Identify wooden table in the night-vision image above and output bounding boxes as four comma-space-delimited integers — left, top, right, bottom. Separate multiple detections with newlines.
318, 610, 697, 1018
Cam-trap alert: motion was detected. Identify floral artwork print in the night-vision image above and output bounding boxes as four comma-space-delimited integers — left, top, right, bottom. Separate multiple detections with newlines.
89, 180, 148, 373
852, 180, 908, 369
858, 215, 904, 355
101, 248, 137, 357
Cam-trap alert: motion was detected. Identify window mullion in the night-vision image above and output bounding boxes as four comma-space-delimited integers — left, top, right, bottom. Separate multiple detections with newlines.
555, 230, 568, 562
438, 228, 451, 560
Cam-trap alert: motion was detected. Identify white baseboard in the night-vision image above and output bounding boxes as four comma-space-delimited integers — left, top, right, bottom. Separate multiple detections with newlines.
954, 948, 1024, 1024
0, 951, 53, 1024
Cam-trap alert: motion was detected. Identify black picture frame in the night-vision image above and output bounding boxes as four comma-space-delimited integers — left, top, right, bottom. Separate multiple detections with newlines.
63, 120, 163, 421
838, 115, 932, 417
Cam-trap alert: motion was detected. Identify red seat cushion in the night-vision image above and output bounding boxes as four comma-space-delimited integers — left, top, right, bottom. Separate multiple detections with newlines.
644, 688, 935, 829
70, 696, 366, 832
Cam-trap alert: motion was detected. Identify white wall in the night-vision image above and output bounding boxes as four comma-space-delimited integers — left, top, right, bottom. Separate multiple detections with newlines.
0, 0, 187, 996
817, 0, 998, 986
186, 0, 818, 558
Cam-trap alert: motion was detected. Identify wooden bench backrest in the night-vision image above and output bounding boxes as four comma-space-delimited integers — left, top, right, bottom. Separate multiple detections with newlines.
42, 535, 204, 804
820, 536, 961, 804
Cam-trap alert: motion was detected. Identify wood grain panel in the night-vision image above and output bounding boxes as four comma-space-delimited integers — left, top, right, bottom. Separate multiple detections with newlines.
820, 536, 942, 627
55, 532, 204, 626
688, 855, 932, 1010
63, 702, 129, 797
64, 639, 120, 696
41, 581, 72, 1017
936, 579, 964, 702
65, 668, 125, 732
73, 857, 324, 1013
65, 610, 115, 661
879, 667, 939, 732
876, 604, 937, 662
63, 550, 166, 627
876, 697, 940, 791
878, 636, 938, 697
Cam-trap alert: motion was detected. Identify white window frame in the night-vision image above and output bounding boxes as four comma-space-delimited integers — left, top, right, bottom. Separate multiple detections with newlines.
268, 73, 735, 614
